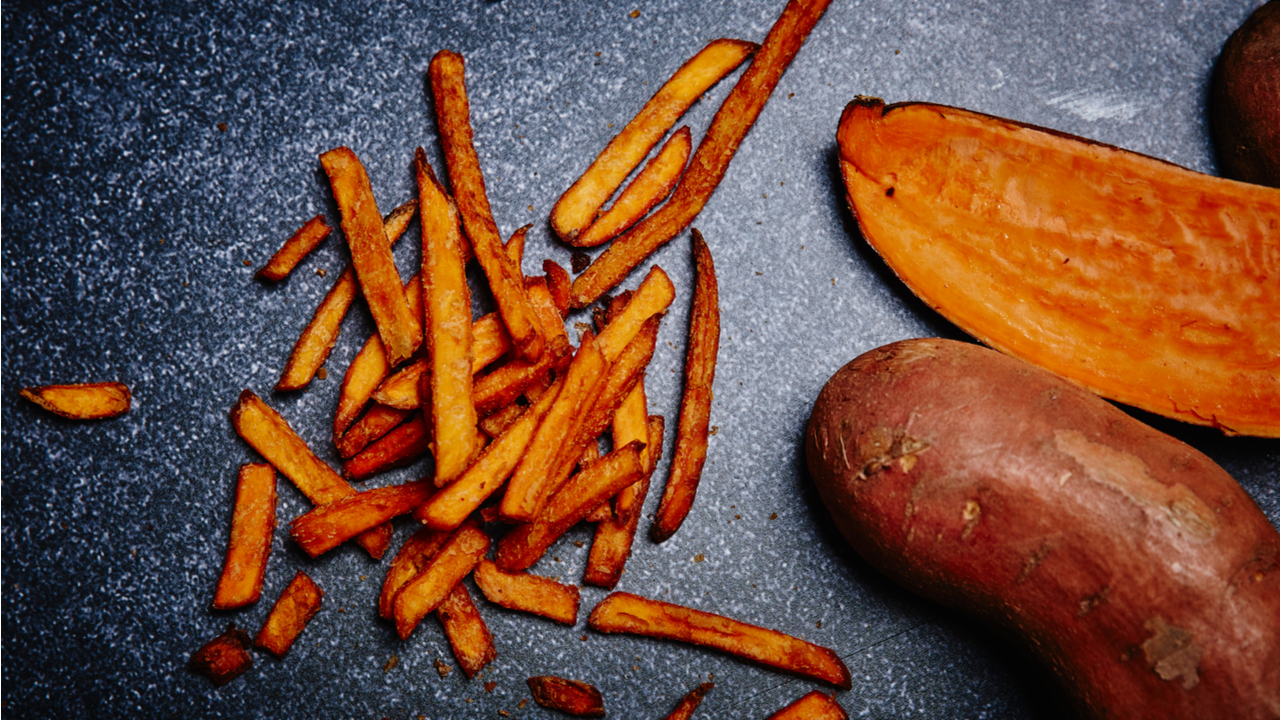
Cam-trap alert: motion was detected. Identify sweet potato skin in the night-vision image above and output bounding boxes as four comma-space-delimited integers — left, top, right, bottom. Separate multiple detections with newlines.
806, 338, 1280, 720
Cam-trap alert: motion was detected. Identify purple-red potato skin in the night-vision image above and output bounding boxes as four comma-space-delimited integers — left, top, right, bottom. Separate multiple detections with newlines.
806, 338, 1280, 720
1211, 1, 1280, 187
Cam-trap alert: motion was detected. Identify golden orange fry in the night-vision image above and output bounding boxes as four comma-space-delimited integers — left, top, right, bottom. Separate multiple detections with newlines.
551, 38, 757, 244
320, 146, 421, 365
472, 340, 571, 418
663, 682, 714, 720
370, 314, 514, 411
254, 571, 323, 658
612, 384, 654, 522
569, 0, 833, 307
379, 525, 452, 619
335, 404, 412, 459
575, 126, 692, 248
542, 260, 572, 317
527, 676, 606, 718
256, 214, 332, 282
392, 521, 490, 640
333, 271, 424, 436
474, 559, 581, 625
765, 691, 848, 720
212, 463, 277, 610
190, 624, 253, 687
583, 415, 664, 589
290, 479, 433, 558
20, 382, 131, 420
478, 403, 525, 438
505, 223, 531, 271
593, 265, 674, 363
436, 583, 497, 678
429, 50, 544, 362
342, 413, 432, 482
588, 592, 852, 689
653, 231, 719, 543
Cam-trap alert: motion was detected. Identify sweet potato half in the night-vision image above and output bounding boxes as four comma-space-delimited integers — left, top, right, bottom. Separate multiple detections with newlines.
837, 97, 1280, 437
806, 338, 1280, 720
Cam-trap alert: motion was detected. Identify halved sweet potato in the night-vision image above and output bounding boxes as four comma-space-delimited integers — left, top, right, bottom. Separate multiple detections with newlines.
837, 97, 1280, 437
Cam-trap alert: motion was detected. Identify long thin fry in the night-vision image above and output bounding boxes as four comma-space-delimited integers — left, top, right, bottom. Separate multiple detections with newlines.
392, 522, 490, 640
290, 479, 433, 559
256, 214, 332, 282
612, 384, 653, 522
436, 583, 497, 678
505, 223, 531, 271
212, 463, 277, 609
379, 526, 452, 619
584, 415, 664, 589
342, 413, 432, 481
765, 692, 848, 720
569, 0, 833, 306
574, 126, 692, 248
254, 571, 324, 658
369, 314, 514, 410
336, 404, 412, 459
593, 266, 675, 363
473, 560, 580, 625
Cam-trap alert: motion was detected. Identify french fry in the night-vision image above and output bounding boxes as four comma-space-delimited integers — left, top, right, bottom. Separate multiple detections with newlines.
653, 231, 719, 543
370, 314, 515, 411
473, 559, 580, 625
254, 571, 324, 658
765, 691, 848, 720
230, 389, 392, 559
20, 381, 130, 420
593, 266, 675, 363
472, 340, 571, 418
664, 682, 714, 720
527, 676, 606, 718
320, 146, 421, 365
392, 521, 490, 640
612, 385, 654, 523
342, 413, 432, 481
290, 479, 433, 558
583, 415, 664, 589
478, 402, 525, 438
588, 592, 852, 689
525, 276, 574, 361
495, 441, 646, 572
436, 583, 497, 678
379, 526, 452, 619
569, 0, 832, 307
429, 50, 544, 362
335, 404, 412, 459
256, 214, 332, 282
551, 39, 757, 244
574, 126, 692, 248
190, 624, 253, 687
212, 463, 277, 609
542, 260, 572, 317
505, 223, 531, 271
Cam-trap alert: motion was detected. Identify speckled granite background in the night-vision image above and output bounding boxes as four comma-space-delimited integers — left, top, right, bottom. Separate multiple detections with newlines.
2, 1, 1276, 718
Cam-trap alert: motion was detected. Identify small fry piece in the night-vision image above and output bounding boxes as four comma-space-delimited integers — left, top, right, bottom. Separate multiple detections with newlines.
588, 592, 852, 689
230, 390, 391, 559
569, 0, 832, 307
320, 146, 421, 366
254, 571, 324, 658
379, 526, 452, 619
584, 416, 664, 589
505, 223, 532, 271
336, 404, 412, 459
436, 583, 497, 678
527, 676, 606, 718
551, 39, 757, 244
256, 214, 332, 282
575, 126, 692, 248
20, 382, 130, 420
543, 260, 572, 317
190, 624, 253, 687
429, 50, 544, 362
473, 559, 581, 624
392, 522, 490, 640
289, 479, 433, 559
478, 403, 525, 438
765, 691, 848, 720
212, 463, 277, 609
664, 682, 714, 720
342, 413, 432, 482
653, 231, 719, 543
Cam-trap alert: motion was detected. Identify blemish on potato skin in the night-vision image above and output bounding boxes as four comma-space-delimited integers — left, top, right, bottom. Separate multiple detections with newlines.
1077, 586, 1110, 616
1141, 617, 1202, 689
961, 500, 981, 539
1016, 540, 1051, 583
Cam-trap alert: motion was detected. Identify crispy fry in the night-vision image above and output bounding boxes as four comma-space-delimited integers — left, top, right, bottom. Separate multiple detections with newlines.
495, 441, 646, 572
20, 381, 130, 420
336, 404, 411, 459
379, 526, 452, 619
370, 314, 514, 411
588, 592, 852, 689
543, 260, 572, 317
230, 389, 391, 559
212, 463, 277, 609
526, 276, 573, 358
505, 223, 531, 271
593, 266, 674, 363
436, 583, 496, 678
392, 521, 490, 640
472, 313, 515, 374
429, 50, 544, 362
551, 39, 757, 244
569, 0, 832, 307
664, 682, 714, 720
653, 231, 719, 543
478, 402, 525, 438
584, 415, 664, 589
255, 571, 323, 658
190, 624, 253, 687
765, 691, 848, 720
342, 413, 432, 481
613, 385, 655, 522
474, 559, 581, 625
320, 146, 421, 365
575, 126, 692, 248
527, 676, 606, 718
290, 479, 433, 558
256, 214, 332, 282
333, 272, 425, 436
472, 340, 571, 418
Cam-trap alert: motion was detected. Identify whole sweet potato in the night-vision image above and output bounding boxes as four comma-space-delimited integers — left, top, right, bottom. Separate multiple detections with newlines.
806, 338, 1279, 720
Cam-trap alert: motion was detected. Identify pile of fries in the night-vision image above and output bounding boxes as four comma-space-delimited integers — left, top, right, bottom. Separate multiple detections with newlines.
192, 0, 848, 715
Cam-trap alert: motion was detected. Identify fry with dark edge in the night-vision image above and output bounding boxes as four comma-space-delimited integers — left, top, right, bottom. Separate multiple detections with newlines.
379, 525, 452, 619
569, 0, 833, 307
505, 223, 531, 270
333, 272, 424, 436
478, 402, 525, 438
256, 214, 332, 282
289, 479, 433, 558
765, 691, 848, 720
663, 682, 713, 720
335, 404, 412, 459
653, 231, 719, 543
342, 413, 432, 481
212, 463, 277, 609
588, 592, 852, 689
436, 583, 497, 678
190, 624, 252, 687
526, 676, 606, 718
429, 49, 545, 362
574, 125, 692, 248
319, 146, 421, 365
255, 571, 323, 658
552, 38, 757, 244
593, 266, 674, 363
370, 313, 515, 411
473, 559, 581, 625
20, 382, 130, 420
584, 415, 664, 589
542, 259, 572, 316
392, 521, 489, 640
230, 389, 392, 559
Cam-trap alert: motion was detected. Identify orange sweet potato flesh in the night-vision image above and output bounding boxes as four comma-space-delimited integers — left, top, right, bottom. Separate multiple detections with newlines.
806, 338, 1280, 720
765, 691, 847, 720
212, 463, 277, 609
837, 97, 1280, 437
254, 571, 323, 658
20, 382, 131, 420
526, 676, 605, 718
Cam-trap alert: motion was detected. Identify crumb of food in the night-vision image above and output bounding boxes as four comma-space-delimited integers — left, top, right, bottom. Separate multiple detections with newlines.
694, 553, 705, 563
816, 620, 823, 628
316, 268, 327, 277
383, 655, 400, 672
485, 681, 497, 693
581, 634, 588, 641
217, 122, 227, 132
571, 251, 590, 274
630, 9, 641, 17
573, 541, 584, 548
770, 513, 778, 520
243, 260, 252, 266
435, 658, 452, 678
710, 426, 718, 435
317, 368, 328, 380
519, 699, 529, 709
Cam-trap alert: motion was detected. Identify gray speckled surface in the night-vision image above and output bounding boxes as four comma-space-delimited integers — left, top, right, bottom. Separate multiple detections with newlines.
2, 1, 1276, 717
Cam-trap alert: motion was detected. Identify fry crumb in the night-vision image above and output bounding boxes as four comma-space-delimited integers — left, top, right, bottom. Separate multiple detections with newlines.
710, 426, 718, 435
571, 251, 590, 274
316, 268, 327, 277
317, 368, 328, 380
499, 712, 510, 717
217, 122, 227, 132
243, 260, 252, 266
630, 9, 640, 17
435, 658, 452, 678
581, 634, 588, 641
519, 699, 528, 709
770, 513, 778, 520
573, 541, 584, 548
789, 93, 795, 98
694, 553, 705, 562
383, 655, 400, 672
485, 681, 497, 693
